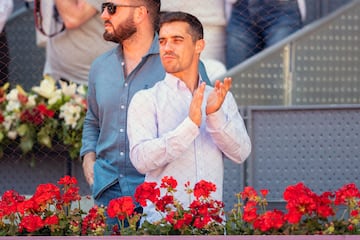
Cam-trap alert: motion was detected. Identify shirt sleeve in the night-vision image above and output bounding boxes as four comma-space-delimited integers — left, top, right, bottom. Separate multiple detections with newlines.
0, 0, 13, 32
206, 91, 252, 163
80, 70, 99, 157
127, 89, 200, 175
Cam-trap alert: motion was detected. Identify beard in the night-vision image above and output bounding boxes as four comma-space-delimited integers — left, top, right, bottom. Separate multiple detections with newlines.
103, 16, 137, 44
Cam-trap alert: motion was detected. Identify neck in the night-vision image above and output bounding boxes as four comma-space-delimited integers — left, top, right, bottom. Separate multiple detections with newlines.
173, 62, 200, 93
122, 30, 154, 62
121, 30, 154, 76
174, 72, 199, 93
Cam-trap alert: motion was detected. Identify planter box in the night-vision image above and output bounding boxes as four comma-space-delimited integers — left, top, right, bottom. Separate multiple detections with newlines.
0, 235, 359, 240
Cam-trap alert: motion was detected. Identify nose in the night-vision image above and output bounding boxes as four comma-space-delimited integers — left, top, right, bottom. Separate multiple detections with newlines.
101, 8, 110, 20
163, 41, 173, 52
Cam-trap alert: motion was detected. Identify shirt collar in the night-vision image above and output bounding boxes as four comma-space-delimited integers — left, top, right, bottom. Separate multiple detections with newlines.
164, 73, 204, 91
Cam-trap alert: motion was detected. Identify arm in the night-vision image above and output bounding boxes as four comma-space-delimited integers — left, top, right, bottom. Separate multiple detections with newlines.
82, 152, 95, 185
54, 0, 98, 29
80, 72, 99, 185
0, 0, 13, 32
127, 90, 200, 175
205, 78, 251, 163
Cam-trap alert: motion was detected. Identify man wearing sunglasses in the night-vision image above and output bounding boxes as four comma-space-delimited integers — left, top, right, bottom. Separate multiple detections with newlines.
80, 0, 211, 230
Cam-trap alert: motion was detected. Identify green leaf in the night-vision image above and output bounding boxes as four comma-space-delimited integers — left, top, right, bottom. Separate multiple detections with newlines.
17, 124, 29, 137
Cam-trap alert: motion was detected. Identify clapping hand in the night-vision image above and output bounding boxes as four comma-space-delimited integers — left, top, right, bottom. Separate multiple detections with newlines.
206, 77, 232, 115
189, 82, 206, 127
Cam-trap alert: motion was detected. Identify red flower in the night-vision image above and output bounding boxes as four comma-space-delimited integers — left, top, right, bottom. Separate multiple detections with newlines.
18, 214, 44, 233
193, 214, 211, 229
62, 186, 81, 204
82, 205, 106, 236
193, 180, 216, 199
160, 176, 178, 191
334, 183, 360, 206
32, 183, 61, 208
0, 112, 4, 124
37, 103, 55, 118
165, 211, 193, 230
283, 182, 318, 224
44, 215, 59, 226
0, 190, 25, 217
16, 198, 37, 215
155, 195, 174, 212
253, 209, 285, 232
316, 191, 335, 218
260, 189, 269, 197
18, 93, 28, 105
243, 200, 258, 223
107, 196, 135, 220
241, 186, 258, 201
134, 182, 160, 206
20, 108, 43, 125
58, 175, 78, 185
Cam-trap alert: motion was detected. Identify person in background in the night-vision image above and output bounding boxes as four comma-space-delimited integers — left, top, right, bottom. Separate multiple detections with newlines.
43, 0, 115, 85
80, 0, 211, 229
127, 11, 251, 223
226, 0, 304, 69
0, 0, 13, 86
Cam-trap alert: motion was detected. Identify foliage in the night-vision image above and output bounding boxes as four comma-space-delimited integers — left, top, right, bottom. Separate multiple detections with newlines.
225, 182, 360, 235
0, 176, 106, 236
0, 76, 87, 161
1, 175, 360, 236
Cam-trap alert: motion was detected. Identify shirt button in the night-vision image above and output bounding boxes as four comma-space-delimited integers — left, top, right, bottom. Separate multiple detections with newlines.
120, 105, 125, 109
120, 152, 124, 156
124, 83, 128, 87
119, 128, 124, 133
120, 174, 124, 178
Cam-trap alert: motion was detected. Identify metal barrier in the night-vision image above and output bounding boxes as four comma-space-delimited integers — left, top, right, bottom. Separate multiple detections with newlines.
1, 1, 359, 214
245, 105, 360, 208
225, 0, 360, 107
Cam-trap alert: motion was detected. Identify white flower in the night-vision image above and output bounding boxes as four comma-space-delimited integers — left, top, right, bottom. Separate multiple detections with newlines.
59, 80, 77, 97
32, 76, 57, 99
76, 84, 87, 96
59, 102, 81, 129
3, 114, 17, 131
5, 101, 20, 112
7, 130, 17, 140
6, 88, 19, 102
26, 95, 37, 108
48, 89, 63, 105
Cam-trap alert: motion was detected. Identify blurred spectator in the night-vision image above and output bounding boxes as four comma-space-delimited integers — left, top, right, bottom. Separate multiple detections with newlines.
226, 0, 305, 69
0, 0, 13, 86
42, 0, 115, 85
161, 0, 236, 64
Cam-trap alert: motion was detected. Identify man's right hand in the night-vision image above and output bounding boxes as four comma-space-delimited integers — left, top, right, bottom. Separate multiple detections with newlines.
189, 82, 206, 127
82, 152, 96, 186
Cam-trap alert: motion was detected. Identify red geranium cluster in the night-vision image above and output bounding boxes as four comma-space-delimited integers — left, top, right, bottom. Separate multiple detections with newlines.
81, 205, 107, 236
226, 182, 360, 235
134, 176, 225, 235
0, 176, 105, 236
1, 175, 360, 236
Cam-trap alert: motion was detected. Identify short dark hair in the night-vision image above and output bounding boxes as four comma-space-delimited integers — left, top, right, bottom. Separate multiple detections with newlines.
159, 11, 203, 42
138, 0, 161, 30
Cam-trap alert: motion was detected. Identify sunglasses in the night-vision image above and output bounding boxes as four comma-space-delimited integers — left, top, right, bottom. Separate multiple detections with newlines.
101, 2, 142, 15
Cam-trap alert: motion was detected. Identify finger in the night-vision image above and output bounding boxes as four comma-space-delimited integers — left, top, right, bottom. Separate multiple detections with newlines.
223, 77, 232, 92
194, 82, 205, 100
